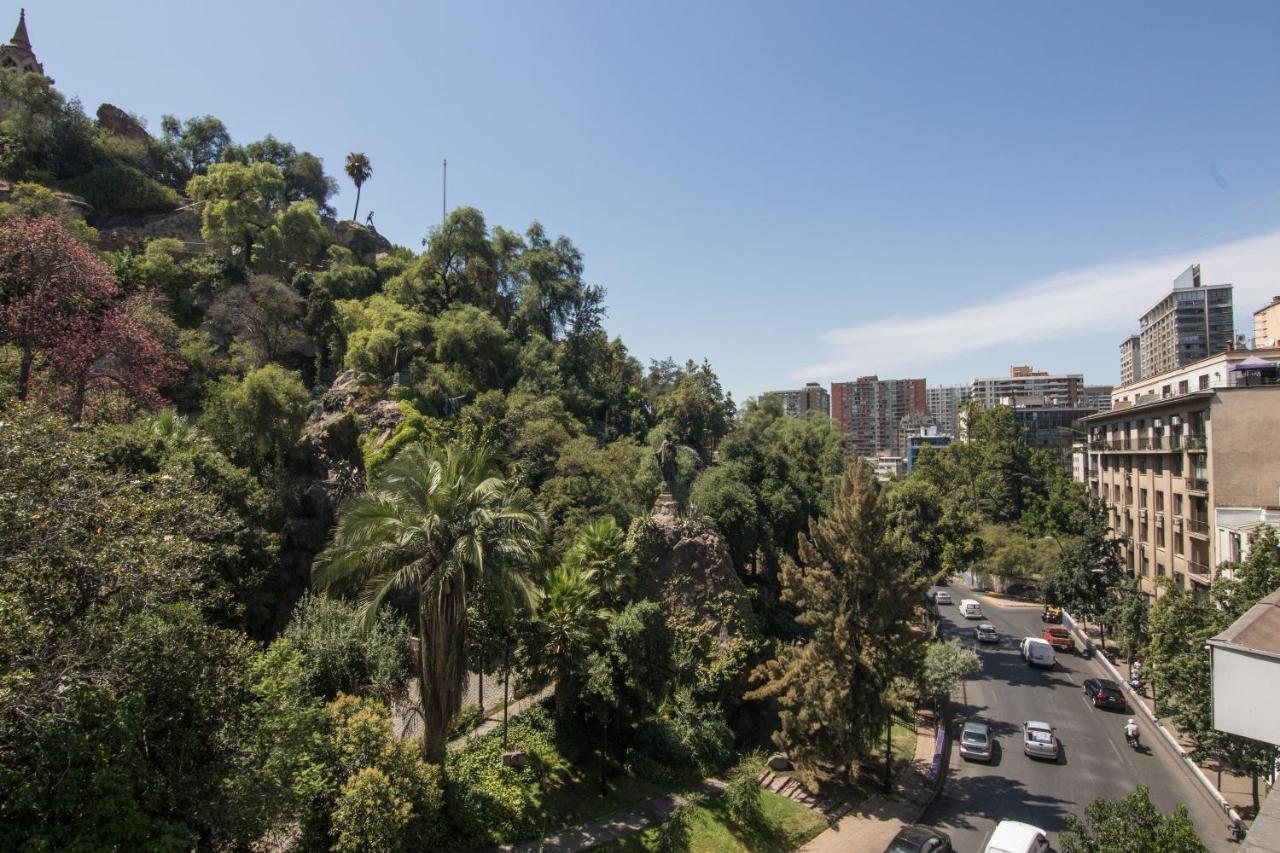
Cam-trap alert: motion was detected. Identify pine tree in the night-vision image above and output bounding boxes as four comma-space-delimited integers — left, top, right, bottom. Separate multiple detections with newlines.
747, 459, 929, 778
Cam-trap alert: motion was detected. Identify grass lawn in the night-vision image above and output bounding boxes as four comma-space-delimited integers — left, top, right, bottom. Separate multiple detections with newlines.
598, 789, 829, 853
891, 712, 917, 767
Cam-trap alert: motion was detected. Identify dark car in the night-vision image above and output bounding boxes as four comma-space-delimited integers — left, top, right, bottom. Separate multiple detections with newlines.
974, 623, 1000, 644
885, 824, 953, 853
1083, 677, 1127, 711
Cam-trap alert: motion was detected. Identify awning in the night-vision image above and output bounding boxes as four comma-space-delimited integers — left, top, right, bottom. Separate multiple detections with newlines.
1230, 356, 1276, 371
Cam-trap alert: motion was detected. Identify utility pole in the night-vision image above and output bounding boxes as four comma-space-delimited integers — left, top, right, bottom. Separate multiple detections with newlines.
442, 158, 447, 225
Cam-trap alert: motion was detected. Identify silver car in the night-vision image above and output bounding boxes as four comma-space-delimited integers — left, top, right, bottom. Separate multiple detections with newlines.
1022, 721, 1059, 761
959, 721, 993, 762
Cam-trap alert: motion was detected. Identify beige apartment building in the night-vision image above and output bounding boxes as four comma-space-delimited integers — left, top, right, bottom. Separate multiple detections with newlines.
1254, 296, 1280, 348
1084, 349, 1280, 598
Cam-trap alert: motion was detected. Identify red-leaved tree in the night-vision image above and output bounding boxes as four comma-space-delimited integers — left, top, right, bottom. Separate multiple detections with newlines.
0, 218, 182, 421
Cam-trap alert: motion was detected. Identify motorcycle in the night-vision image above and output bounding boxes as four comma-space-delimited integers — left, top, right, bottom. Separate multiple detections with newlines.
1125, 729, 1141, 749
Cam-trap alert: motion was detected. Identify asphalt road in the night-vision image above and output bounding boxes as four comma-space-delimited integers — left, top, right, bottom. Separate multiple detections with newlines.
921, 578, 1234, 853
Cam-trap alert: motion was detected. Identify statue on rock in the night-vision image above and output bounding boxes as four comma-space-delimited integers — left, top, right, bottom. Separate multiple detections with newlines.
651, 431, 702, 514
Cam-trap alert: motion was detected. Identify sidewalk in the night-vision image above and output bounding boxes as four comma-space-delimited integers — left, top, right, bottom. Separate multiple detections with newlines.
799, 716, 941, 853
486, 778, 726, 853
392, 676, 554, 749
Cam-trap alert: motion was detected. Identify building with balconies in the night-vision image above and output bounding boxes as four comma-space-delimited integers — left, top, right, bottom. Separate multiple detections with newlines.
1084, 351, 1280, 598
765, 382, 831, 419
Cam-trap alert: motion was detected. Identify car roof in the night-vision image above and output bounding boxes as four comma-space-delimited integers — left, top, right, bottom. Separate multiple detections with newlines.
1024, 720, 1052, 730
1045, 626, 1069, 633
896, 824, 945, 842
988, 820, 1047, 849
978, 623, 996, 630
962, 721, 989, 734
1095, 678, 1120, 689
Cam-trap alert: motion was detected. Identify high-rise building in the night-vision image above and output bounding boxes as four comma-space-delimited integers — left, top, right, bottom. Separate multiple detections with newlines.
971, 366, 1083, 408
764, 382, 830, 418
1253, 296, 1280, 349
1120, 335, 1142, 386
831, 376, 926, 458
1083, 348, 1280, 598
925, 385, 971, 436
1119, 264, 1234, 385
904, 425, 952, 473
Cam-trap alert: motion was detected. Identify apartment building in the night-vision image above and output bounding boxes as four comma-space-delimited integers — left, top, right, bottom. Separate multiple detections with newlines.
1120, 335, 1142, 386
1253, 296, 1280, 349
1083, 349, 1280, 598
971, 366, 1083, 408
1083, 385, 1114, 412
925, 384, 970, 436
831, 376, 926, 457
904, 425, 952, 473
1013, 405, 1098, 469
1119, 264, 1234, 384
765, 382, 831, 418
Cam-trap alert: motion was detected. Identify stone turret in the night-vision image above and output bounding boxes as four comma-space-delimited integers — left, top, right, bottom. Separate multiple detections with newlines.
0, 9, 47, 79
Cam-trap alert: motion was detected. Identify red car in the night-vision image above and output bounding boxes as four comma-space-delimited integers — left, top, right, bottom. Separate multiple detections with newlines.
1042, 626, 1074, 653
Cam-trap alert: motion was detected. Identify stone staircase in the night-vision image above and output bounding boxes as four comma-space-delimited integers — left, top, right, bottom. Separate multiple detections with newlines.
756, 769, 858, 822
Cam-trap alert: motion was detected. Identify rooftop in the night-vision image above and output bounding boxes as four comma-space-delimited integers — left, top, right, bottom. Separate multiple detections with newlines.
1209, 588, 1280, 662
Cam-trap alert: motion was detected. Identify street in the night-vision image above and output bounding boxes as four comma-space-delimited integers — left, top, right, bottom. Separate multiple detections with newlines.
922, 578, 1235, 853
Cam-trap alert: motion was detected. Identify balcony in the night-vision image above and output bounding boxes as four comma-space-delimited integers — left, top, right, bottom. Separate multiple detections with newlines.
1187, 560, 1212, 585
1186, 477, 1209, 493
1187, 517, 1210, 538
1185, 434, 1207, 452
1154, 511, 1165, 526
1172, 516, 1183, 531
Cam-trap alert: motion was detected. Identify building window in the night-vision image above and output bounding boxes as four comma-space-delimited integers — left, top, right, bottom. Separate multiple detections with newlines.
1172, 454, 1183, 476
1156, 492, 1164, 511
1137, 457, 1147, 473
1174, 494, 1183, 515
1162, 385, 1172, 398
1199, 375, 1210, 390
1230, 532, 1242, 562
1140, 489, 1148, 508
1156, 527, 1165, 549
1178, 380, 1189, 395
1174, 532, 1183, 555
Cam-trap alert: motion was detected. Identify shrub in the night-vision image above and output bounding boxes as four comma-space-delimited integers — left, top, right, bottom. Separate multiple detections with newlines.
444, 704, 560, 846
722, 753, 766, 824
61, 163, 182, 215
629, 690, 734, 783
331, 767, 412, 853
282, 593, 411, 702
448, 703, 486, 740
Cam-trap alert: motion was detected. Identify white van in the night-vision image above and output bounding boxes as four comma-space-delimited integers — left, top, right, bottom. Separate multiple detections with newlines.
959, 599, 983, 619
1020, 637, 1055, 668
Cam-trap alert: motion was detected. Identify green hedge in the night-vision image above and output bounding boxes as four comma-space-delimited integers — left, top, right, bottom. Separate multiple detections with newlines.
62, 163, 182, 215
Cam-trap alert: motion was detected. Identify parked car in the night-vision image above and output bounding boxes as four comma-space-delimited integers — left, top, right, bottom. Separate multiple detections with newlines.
1019, 637, 1055, 668
886, 824, 953, 853
1040, 605, 1062, 623
958, 721, 993, 763
1042, 625, 1073, 653
932, 590, 953, 605
959, 598, 984, 619
1022, 721, 1059, 760
982, 820, 1050, 853
1083, 677, 1127, 711
974, 623, 1000, 644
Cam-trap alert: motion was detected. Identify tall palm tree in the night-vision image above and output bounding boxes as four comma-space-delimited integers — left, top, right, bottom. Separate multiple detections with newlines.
344, 152, 372, 222
537, 561, 606, 715
314, 441, 543, 763
563, 516, 631, 603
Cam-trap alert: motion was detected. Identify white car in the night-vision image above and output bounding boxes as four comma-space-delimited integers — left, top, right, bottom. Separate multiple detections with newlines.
1019, 637, 1055, 668
983, 820, 1050, 853
1022, 721, 1059, 761
931, 590, 952, 605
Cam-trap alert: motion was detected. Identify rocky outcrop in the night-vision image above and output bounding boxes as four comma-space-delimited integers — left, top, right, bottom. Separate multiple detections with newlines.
96, 103, 149, 143
630, 496, 752, 647
328, 220, 393, 265
95, 207, 204, 252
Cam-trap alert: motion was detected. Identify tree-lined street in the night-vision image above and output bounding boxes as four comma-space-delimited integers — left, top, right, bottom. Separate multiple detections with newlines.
923, 580, 1234, 852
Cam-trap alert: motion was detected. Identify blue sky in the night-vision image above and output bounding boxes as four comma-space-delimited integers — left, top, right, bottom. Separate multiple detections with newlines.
30, 1, 1280, 401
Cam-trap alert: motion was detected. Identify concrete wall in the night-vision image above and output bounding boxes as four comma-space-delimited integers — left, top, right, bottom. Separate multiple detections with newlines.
1210, 387, 1280, 508
1212, 646, 1280, 746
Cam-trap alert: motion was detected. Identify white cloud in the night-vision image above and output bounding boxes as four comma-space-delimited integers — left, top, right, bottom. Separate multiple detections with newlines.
794, 228, 1280, 381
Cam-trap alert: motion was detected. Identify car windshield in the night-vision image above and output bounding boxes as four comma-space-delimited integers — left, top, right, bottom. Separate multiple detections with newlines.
1027, 730, 1052, 744
963, 731, 987, 744
886, 842, 922, 853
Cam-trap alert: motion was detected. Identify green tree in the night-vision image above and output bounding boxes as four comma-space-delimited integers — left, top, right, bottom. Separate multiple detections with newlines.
159, 114, 233, 185
1060, 785, 1206, 853
336, 292, 429, 377
205, 274, 305, 367
331, 767, 413, 853
199, 363, 311, 472
562, 516, 633, 602
187, 161, 285, 265
535, 560, 606, 715
747, 460, 928, 778
241, 135, 338, 213
654, 359, 735, 459
314, 441, 543, 763
344, 152, 372, 221
281, 593, 411, 702
920, 640, 981, 702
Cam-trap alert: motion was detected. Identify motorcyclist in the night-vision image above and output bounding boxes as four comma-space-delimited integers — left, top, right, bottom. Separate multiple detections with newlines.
1124, 718, 1140, 747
